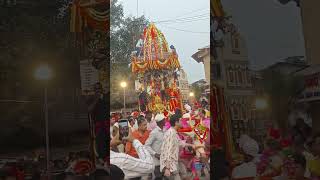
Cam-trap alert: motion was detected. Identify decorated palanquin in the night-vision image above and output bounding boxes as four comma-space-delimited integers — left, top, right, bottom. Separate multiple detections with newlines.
131, 23, 183, 113
70, 0, 109, 93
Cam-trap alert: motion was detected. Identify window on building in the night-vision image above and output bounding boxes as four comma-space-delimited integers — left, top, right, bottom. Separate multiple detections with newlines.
242, 107, 247, 121
238, 71, 243, 84
234, 38, 239, 49
241, 68, 246, 85
228, 70, 234, 84
246, 71, 251, 85
212, 63, 221, 80
239, 106, 243, 120
233, 71, 237, 85
231, 36, 240, 54
232, 106, 239, 120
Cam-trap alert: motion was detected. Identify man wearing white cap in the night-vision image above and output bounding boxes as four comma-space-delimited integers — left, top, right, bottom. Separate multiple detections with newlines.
145, 113, 166, 179
184, 104, 192, 114
232, 135, 260, 179
111, 123, 124, 153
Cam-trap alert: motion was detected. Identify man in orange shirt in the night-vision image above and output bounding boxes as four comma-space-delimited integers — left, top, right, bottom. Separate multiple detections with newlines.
126, 115, 150, 158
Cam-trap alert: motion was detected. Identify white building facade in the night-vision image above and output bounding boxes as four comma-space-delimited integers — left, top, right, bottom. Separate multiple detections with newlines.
212, 31, 256, 142
178, 69, 190, 104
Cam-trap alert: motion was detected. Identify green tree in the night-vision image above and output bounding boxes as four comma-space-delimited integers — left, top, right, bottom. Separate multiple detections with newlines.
190, 83, 206, 100
110, 0, 148, 75
110, 0, 149, 107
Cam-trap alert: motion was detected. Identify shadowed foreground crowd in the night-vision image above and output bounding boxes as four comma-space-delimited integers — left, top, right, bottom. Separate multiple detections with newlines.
222, 118, 320, 180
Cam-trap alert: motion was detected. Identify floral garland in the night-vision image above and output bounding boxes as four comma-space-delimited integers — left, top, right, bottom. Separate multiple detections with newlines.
132, 57, 148, 73
155, 57, 171, 68
142, 24, 169, 62
131, 23, 182, 73
70, 1, 109, 32
87, 8, 108, 20
132, 54, 180, 73
257, 149, 276, 175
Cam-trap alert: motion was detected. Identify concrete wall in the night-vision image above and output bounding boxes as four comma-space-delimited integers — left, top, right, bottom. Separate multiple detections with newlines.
203, 55, 210, 84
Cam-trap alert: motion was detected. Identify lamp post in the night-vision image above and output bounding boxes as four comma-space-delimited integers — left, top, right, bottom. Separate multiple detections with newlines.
120, 81, 127, 111
34, 65, 52, 180
189, 92, 194, 104
252, 97, 269, 141
254, 97, 268, 111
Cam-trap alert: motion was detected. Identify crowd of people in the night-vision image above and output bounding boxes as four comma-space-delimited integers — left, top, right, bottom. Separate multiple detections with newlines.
227, 118, 319, 180
0, 150, 109, 180
109, 100, 211, 180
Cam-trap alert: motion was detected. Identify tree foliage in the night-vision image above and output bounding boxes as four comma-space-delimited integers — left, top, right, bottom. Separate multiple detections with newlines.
110, 0, 149, 67
190, 83, 206, 100
110, 0, 149, 106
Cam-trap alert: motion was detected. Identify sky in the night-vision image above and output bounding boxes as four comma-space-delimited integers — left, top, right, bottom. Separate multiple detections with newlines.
222, 0, 305, 70
118, 0, 210, 83
117, 0, 306, 82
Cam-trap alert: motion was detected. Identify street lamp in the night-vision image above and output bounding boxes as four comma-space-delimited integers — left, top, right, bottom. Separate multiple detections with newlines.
34, 64, 52, 179
252, 97, 269, 141
189, 92, 195, 104
254, 97, 268, 110
120, 81, 127, 110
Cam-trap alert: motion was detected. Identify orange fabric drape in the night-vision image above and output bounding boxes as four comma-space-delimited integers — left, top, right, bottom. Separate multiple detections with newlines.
70, 1, 109, 32
132, 54, 180, 73
211, 0, 225, 17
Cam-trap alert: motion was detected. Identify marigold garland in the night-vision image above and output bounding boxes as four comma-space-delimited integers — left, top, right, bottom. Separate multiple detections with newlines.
132, 54, 180, 73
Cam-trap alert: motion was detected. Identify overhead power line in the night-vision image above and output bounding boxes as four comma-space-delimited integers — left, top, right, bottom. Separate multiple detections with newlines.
159, 24, 210, 34
155, 17, 209, 25
153, 13, 210, 24
174, 8, 208, 19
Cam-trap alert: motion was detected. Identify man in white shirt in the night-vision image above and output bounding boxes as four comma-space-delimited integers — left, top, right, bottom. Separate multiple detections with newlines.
145, 113, 166, 179
232, 135, 259, 179
110, 127, 154, 179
